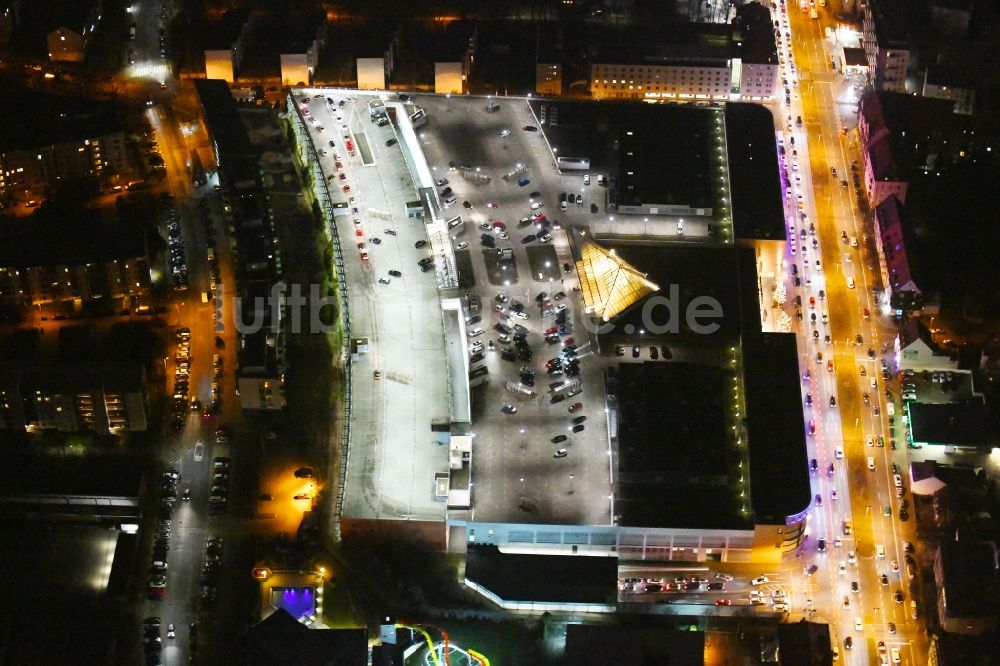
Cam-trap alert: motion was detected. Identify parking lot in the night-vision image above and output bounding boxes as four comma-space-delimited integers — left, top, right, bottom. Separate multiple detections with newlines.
296, 90, 737, 529
296, 90, 451, 523
410, 94, 627, 525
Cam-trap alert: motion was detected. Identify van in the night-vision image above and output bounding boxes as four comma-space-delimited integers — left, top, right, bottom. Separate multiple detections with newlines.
886, 401, 895, 416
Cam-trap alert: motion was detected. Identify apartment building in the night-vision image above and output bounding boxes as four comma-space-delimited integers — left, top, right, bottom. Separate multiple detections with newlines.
195, 80, 285, 412
862, 0, 912, 92
590, 3, 777, 102
0, 217, 151, 310
0, 363, 148, 433
203, 6, 256, 82
0, 90, 129, 201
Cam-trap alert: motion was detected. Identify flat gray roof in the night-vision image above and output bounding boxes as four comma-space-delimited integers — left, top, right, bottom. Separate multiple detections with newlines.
742, 333, 811, 524
724, 103, 786, 242
615, 361, 750, 531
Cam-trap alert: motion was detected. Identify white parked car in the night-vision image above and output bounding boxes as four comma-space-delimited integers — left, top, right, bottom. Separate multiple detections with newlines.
194, 441, 204, 461
456, 242, 468, 250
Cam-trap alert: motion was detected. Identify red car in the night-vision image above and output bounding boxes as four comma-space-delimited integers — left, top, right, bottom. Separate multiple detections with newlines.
568, 402, 583, 413
808, 420, 816, 436
862, 307, 870, 319
545, 326, 558, 336
714, 599, 732, 606
492, 220, 506, 229
343, 185, 351, 193
563, 337, 575, 347
356, 228, 363, 238
360, 251, 369, 261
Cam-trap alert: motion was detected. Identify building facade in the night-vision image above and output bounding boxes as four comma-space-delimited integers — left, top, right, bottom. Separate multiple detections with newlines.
0, 130, 128, 200
0, 364, 148, 433
862, 0, 911, 92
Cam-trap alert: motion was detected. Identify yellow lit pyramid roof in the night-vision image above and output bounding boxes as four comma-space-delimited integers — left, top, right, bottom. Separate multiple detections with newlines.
576, 240, 659, 321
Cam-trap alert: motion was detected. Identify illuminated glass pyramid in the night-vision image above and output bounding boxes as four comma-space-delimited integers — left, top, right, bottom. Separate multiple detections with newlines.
576, 240, 659, 321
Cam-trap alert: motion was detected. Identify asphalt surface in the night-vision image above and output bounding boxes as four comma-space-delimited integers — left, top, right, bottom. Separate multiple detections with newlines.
768, 3, 926, 663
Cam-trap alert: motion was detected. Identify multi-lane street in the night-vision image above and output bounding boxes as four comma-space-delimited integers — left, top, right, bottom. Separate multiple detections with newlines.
776, 2, 926, 663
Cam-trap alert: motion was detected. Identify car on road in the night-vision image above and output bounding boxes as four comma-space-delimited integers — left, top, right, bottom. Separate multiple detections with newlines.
385, 138, 397, 147
523, 125, 538, 132
751, 576, 769, 586
193, 442, 204, 461
501, 404, 517, 414
553, 448, 568, 458
867, 456, 876, 470
388, 270, 402, 277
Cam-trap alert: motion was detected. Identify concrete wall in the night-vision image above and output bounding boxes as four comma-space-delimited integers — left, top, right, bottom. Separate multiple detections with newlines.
434, 62, 464, 95
357, 57, 386, 90
280, 53, 310, 86
536, 63, 562, 96
205, 50, 235, 82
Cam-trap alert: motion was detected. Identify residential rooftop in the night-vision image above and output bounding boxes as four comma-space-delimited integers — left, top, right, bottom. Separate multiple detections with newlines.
0, 85, 124, 152
0, 207, 149, 269
908, 402, 995, 448
0, 452, 144, 499
939, 536, 1000, 619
